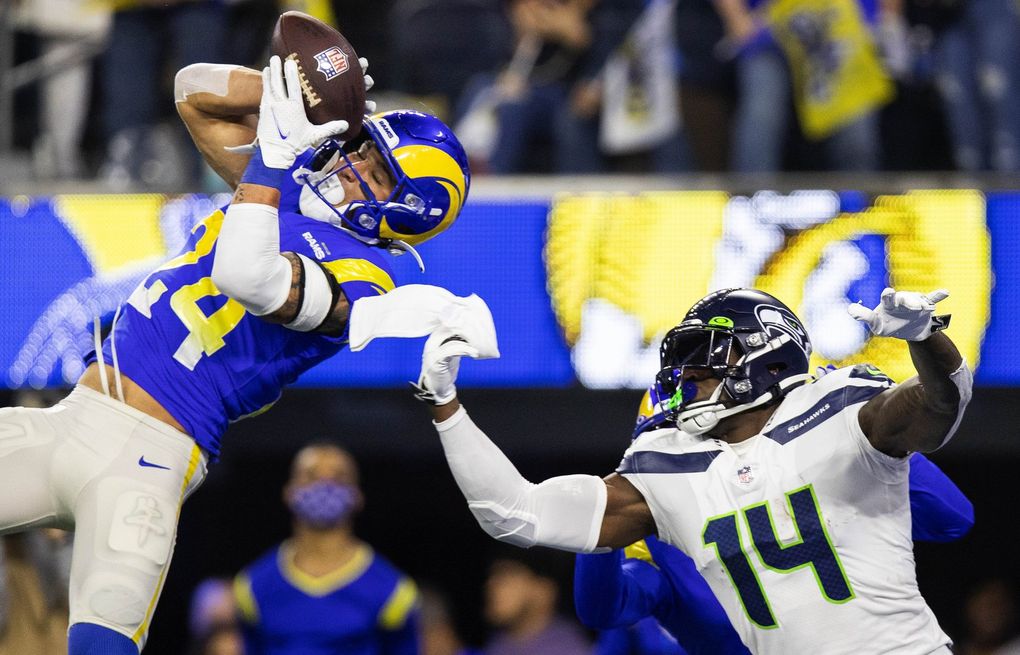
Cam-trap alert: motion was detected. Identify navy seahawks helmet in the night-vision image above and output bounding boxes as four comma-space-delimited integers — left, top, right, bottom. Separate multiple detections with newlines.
654, 288, 813, 435
295, 110, 470, 264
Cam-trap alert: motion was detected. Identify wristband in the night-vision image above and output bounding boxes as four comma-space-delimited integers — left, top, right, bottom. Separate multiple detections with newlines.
239, 147, 286, 189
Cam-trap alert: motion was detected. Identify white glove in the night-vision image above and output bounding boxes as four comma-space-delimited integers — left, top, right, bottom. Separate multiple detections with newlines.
413, 331, 482, 405
847, 288, 952, 341
256, 55, 348, 169
359, 57, 377, 114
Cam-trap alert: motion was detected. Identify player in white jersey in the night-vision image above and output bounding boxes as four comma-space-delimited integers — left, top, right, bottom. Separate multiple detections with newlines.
409, 287, 971, 654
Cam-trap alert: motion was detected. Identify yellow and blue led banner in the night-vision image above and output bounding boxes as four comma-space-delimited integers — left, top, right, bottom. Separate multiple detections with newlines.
0, 190, 1015, 388
546, 190, 992, 387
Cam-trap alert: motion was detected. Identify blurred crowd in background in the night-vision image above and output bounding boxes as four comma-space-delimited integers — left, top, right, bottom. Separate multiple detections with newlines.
2, 0, 1020, 192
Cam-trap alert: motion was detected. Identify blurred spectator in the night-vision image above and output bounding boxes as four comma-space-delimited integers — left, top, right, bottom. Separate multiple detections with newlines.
13, 0, 109, 179
188, 577, 240, 651
957, 579, 1020, 655
223, 0, 278, 71
461, 0, 644, 174
674, 0, 737, 172
389, 0, 509, 118
99, 0, 227, 190
420, 585, 482, 655
0, 530, 72, 655
596, 0, 685, 173
717, 0, 891, 172
927, 0, 1020, 172
483, 548, 591, 655
188, 622, 244, 655
871, 0, 955, 170
233, 443, 421, 654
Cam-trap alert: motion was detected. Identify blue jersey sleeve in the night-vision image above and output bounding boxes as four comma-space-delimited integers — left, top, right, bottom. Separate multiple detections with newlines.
594, 618, 686, 655
376, 575, 421, 655
574, 547, 669, 629
908, 453, 975, 542
278, 212, 397, 337
643, 537, 750, 655
378, 611, 420, 655
233, 572, 266, 655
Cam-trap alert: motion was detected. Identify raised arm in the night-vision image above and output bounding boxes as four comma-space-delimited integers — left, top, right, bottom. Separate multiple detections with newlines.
175, 58, 375, 188
424, 340, 656, 552
211, 56, 352, 335
175, 63, 262, 188
430, 399, 655, 551
852, 289, 973, 456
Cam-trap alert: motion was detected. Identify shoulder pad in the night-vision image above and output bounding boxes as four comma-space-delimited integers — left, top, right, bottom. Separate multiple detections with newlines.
849, 363, 896, 385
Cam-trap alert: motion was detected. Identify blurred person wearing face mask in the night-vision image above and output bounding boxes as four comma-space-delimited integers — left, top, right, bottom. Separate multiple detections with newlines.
233, 443, 421, 655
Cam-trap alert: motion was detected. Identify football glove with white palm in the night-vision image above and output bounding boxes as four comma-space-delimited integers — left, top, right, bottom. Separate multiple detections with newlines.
256, 55, 349, 169
847, 288, 951, 341
412, 332, 483, 405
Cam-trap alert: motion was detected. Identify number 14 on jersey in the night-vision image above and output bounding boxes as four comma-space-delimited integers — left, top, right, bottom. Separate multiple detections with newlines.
703, 484, 855, 629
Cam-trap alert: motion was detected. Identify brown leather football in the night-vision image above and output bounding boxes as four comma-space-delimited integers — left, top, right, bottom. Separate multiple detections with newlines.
270, 11, 365, 140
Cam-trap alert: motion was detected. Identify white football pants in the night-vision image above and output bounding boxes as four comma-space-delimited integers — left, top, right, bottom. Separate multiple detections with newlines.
0, 385, 207, 650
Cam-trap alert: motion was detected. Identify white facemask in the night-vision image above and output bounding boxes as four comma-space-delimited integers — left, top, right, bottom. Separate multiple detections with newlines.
299, 181, 346, 223
296, 149, 347, 223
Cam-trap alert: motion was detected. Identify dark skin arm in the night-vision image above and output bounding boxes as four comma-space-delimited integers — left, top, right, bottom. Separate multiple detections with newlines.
858, 332, 965, 456
430, 399, 657, 549
229, 183, 350, 336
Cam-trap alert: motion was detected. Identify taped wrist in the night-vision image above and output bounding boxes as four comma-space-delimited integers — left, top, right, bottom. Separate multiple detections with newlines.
211, 203, 291, 315
435, 407, 608, 552
239, 148, 285, 188
174, 63, 242, 103
938, 359, 973, 448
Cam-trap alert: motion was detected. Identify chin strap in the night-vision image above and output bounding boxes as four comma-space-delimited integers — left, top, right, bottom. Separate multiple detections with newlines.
678, 373, 813, 436
388, 239, 425, 272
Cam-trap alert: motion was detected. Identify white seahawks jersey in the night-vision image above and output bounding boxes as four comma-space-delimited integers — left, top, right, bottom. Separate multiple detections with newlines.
619, 365, 951, 654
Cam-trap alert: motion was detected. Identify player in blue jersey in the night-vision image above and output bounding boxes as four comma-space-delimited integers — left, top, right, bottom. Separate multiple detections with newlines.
572, 384, 975, 654
0, 55, 469, 655
234, 442, 419, 655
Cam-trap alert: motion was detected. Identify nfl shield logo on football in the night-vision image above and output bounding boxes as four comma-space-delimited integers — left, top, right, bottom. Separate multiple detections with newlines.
737, 465, 754, 485
314, 47, 349, 80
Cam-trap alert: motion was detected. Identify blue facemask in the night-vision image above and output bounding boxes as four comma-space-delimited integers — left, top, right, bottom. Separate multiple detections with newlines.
288, 480, 358, 528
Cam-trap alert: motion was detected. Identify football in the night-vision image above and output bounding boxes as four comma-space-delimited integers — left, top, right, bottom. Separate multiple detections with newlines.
270, 11, 365, 139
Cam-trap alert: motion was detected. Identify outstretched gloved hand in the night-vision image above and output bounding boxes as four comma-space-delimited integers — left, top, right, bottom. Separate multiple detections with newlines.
847, 288, 951, 342
412, 332, 482, 405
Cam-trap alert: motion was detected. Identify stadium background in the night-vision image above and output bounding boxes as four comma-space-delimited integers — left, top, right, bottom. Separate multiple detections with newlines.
3, 0, 1019, 647
0, 184, 1017, 652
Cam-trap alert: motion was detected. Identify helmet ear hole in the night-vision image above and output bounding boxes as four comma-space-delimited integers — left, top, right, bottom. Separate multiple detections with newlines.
767, 363, 788, 376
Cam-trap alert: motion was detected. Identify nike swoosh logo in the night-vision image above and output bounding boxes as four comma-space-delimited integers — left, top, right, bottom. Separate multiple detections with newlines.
138, 456, 171, 471
271, 108, 289, 140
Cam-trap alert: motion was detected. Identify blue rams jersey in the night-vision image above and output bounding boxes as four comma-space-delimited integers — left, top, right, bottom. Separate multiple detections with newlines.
88, 207, 395, 457
234, 543, 420, 655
